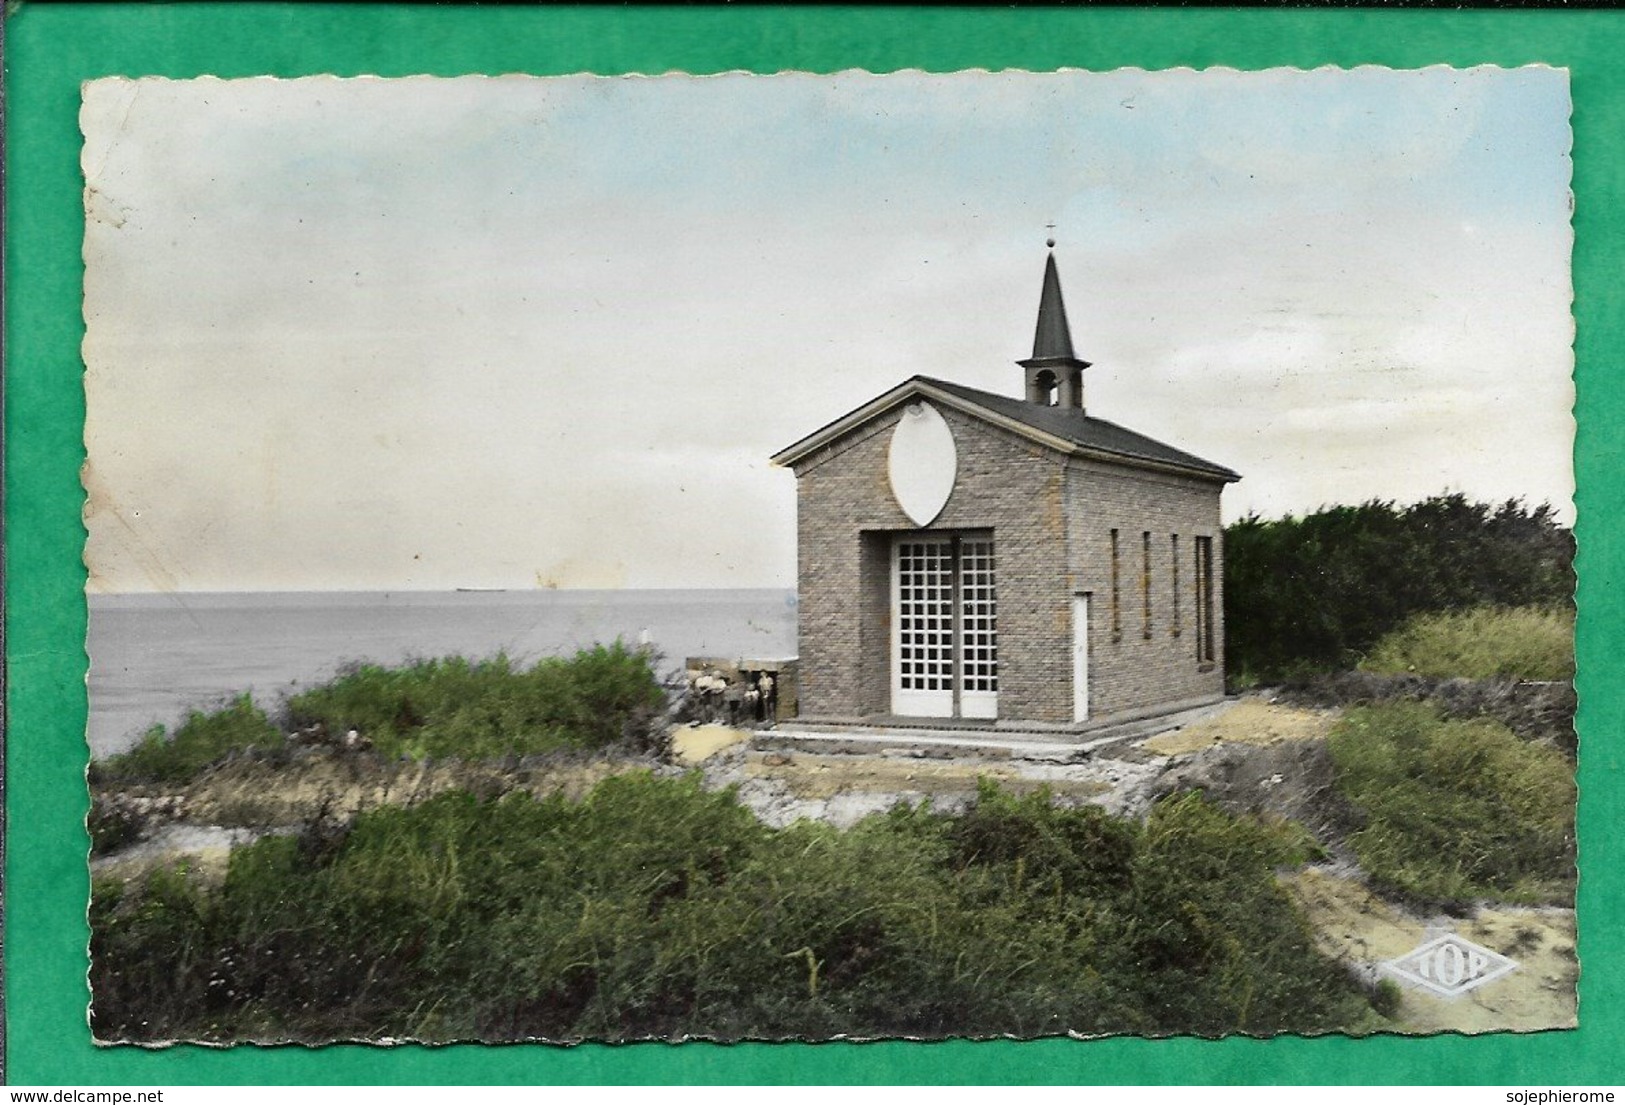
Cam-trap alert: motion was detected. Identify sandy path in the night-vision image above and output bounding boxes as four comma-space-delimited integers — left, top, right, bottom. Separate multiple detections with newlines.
1285, 867, 1577, 1033
1141, 698, 1336, 756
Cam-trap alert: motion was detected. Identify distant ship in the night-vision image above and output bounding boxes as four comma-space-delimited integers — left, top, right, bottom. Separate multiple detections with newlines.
455, 587, 507, 593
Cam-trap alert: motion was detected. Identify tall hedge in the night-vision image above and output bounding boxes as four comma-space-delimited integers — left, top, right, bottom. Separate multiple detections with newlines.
1224, 495, 1573, 683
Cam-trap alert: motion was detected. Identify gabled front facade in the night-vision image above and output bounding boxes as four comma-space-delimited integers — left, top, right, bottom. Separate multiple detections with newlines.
772, 253, 1240, 730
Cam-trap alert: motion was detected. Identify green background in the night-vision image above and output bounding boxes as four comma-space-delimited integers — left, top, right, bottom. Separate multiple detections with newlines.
6, 3, 1620, 1086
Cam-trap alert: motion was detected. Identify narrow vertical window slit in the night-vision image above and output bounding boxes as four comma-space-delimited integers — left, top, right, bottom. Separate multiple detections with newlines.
1142, 531, 1152, 639
1171, 534, 1181, 637
1109, 528, 1121, 641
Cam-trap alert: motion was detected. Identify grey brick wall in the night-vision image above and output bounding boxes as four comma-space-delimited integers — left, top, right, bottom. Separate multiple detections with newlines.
789, 397, 1227, 725
1063, 459, 1227, 720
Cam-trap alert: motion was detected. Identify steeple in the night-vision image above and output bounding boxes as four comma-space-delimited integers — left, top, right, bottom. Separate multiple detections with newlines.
1018, 248, 1091, 410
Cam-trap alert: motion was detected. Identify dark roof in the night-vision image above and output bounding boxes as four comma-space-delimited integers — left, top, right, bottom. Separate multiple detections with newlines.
1022, 251, 1085, 366
919, 376, 1240, 482
770, 250, 1238, 482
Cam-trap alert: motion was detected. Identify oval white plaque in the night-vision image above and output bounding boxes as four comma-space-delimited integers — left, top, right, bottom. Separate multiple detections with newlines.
887, 401, 957, 526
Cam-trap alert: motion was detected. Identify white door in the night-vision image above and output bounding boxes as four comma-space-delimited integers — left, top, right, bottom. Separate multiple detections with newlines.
1072, 594, 1090, 722
957, 538, 999, 719
891, 536, 998, 719
892, 537, 955, 717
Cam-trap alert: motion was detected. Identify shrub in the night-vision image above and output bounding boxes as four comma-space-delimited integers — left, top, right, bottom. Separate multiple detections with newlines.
1226, 496, 1574, 684
87, 797, 146, 856
945, 779, 1138, 899
1280, 670, 1577, 753
1129, 793, 1362, 1035
1328, 703, 1575, 905
90, 775, 1377, 1044
1361, 606, 1574, 682
89, 865, 218, 1040
94, 695, 283, 786
91, 644, 666, 787
1371, 978, 1403, 1020
285, 643, 665, 760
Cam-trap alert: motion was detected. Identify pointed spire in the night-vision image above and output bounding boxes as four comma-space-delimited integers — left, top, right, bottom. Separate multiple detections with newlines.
1030, 252, 1077, 362
1018, 247, 1090, 410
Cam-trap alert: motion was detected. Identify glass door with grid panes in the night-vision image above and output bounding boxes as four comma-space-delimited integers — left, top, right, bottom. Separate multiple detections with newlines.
891, 535, 998, 719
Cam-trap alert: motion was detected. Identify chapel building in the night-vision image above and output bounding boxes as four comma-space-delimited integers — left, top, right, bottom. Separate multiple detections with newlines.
770, 250, 1240, 729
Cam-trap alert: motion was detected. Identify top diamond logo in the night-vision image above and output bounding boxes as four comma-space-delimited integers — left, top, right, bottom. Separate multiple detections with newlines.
1380, 934, 1518, 999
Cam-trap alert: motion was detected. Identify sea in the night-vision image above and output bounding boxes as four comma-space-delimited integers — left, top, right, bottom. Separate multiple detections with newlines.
86, 589, 798, 759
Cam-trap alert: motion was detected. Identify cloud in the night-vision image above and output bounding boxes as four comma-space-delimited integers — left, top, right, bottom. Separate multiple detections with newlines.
81, 69, 1573, 591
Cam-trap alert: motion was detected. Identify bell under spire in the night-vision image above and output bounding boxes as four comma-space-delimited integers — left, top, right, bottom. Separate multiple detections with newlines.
1018, 248, 1091, 410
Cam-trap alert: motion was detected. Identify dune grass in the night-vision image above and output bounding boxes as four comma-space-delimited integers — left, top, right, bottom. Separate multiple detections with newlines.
1328, 702, 1575, 906
285, 642, 665, 760
94, 695, 285, 786
90, 776, 1382, 1043
93, 643, 667, 785
1359, 606, 1574, 683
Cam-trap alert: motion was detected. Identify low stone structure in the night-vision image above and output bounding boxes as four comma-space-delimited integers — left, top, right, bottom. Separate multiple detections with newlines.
684, 657, 799, 725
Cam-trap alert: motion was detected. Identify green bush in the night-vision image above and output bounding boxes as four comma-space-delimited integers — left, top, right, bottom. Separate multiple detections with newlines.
92, 644, 667, 786
285, 643, 665, 760
1226, 496, 1574, 684
1128, 793, 1360, 1035
1328, 702, 1575, 905
87, 798, 146, 855
1370, 978, 1403, 1020
1360, 606, 1574, 682
88, 865, 218, 1039
91, 775, 1376, 1043
94, 695, 283, 785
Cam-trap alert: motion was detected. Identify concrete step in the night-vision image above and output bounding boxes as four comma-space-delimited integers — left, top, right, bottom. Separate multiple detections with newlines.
754, 700, 1234, 762
754, 727, 1111, 762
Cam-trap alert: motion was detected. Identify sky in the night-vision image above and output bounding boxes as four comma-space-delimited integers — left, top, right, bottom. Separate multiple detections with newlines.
80, 68, 1574, 592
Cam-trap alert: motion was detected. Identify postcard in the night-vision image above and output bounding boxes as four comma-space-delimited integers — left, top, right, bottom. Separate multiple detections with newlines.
80, 68, 1575, 1044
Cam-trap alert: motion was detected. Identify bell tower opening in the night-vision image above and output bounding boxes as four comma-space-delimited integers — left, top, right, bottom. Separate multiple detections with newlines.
1018, 246, 1091, 412
1032, 369, 1058, 406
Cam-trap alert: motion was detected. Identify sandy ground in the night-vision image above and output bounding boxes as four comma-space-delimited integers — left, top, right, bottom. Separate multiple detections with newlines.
670, 722, 1157, 828
91, 824, 267, 882
1142, 698, 1335, 756
720, 746, 1133, 828
669, 723, 751, 766
678, 697, 1336, 830
177, 752, 630, 826
1285, 866, 1577, 1034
